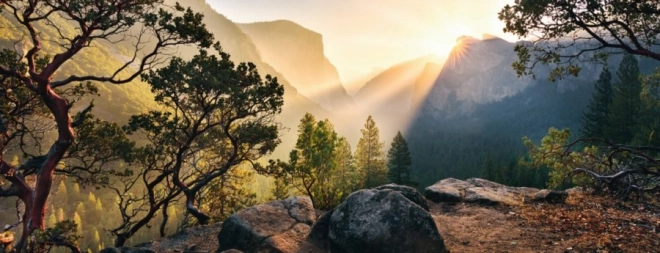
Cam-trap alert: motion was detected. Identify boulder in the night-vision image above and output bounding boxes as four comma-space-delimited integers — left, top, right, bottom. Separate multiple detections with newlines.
219, 250, 244, 253
533, 189, 568, 204
424, 178, 473, 202
217, 196, 316, 253
100, 247, 155, 253
426, 178, 540, 206
309, 184, 447, 253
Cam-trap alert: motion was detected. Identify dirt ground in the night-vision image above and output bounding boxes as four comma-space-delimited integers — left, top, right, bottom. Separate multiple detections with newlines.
431, 202, 573, 253
432, 193, 660, 253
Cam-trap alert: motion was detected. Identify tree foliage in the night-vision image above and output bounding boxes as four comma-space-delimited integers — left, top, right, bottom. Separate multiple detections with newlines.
111, 45, 283, 246
355, 116, 387, 188
499, 0, 660, 80
605, 54, 642, 144
0, 1, 213, 250
282, 113, 340, 209
387, 131, 416, 186
580, 66, 613, 139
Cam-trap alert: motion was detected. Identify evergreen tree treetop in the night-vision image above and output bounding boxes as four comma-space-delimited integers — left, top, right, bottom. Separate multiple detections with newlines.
580, 66, 613, 139
387, 131, 416, 186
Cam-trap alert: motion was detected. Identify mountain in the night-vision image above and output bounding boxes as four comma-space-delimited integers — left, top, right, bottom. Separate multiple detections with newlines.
402, 35, 660, 187
421, 35, 528, 115
238, 20, 354, 112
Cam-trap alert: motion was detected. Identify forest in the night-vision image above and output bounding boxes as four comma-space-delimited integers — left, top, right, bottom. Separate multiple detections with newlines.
1, 0, 660, 252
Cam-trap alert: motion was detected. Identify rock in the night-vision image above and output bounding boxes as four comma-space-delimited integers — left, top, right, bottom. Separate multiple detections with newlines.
426, 178, 540, 206
375, 184, 430, 211
217, 196, 316, 253
219, 250, 243, 253
309, 184, 447, 253
425, 178, 473, 202
100, 248, 122, 253
466, 178, 505, 188
463, 187, 521, 206
533, 189, 568, 204
100, 247, 155, 253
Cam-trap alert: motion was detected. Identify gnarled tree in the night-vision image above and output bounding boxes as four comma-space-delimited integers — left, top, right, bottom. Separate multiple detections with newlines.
111, 44, 284, 246
0, 1, 212, 250
499, 0, 660, 80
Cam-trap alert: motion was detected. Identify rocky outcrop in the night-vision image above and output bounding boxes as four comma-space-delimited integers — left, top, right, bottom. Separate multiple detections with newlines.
308, 184, 447, 253
216, 196, 316, 253
425, 178, 566, 206
99, 247, 155, 253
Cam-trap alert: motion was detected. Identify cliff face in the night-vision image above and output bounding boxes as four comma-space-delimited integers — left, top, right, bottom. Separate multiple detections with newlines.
238, 20, 354, 112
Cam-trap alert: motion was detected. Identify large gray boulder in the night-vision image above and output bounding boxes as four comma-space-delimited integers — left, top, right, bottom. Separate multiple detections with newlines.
217, 196, 317, 253
309, 184, 447, 253
425, 178, 566, 206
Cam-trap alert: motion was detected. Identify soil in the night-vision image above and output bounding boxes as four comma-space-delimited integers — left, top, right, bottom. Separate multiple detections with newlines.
146, 193, 660, 253
433, 192, 660, 253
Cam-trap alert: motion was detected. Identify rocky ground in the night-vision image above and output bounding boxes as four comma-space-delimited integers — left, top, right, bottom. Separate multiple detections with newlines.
139, 180, 659, 253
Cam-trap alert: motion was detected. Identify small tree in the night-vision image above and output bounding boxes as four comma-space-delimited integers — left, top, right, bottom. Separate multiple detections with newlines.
355, 116, 387, 188
580, 66, 613, 139
283, 114, 338, 209
605, 54, 642, 144
387, 131, 416, 186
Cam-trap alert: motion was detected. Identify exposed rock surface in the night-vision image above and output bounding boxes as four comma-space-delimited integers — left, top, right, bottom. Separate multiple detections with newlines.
216, 196, 317, 253
309, 184, 447, 253
99, 247, 155, 253
425, 178, 566, 205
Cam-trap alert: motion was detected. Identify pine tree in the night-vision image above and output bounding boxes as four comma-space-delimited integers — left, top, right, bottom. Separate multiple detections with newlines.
355, 116, 387, 188
73, 212, 83, 233
57, 208, 65, 222
333, 137, 358, 196
605, 54, 642, 144
387, 131, 415, 186
286, 114, 340, 209
581, 66, 613, 138
46, 213, 57, 228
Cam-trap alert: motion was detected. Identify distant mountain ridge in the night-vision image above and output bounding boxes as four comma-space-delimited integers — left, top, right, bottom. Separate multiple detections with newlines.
238, 20, 354, 112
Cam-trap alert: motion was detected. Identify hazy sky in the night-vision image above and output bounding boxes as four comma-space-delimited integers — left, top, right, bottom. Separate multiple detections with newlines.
206, 0, 517, 82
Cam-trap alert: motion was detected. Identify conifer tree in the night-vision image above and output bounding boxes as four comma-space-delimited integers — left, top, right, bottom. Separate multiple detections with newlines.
605, 54, 642, 144
580, 66, 613, 138
73, 212, 83, 233
355, 116, 387, 188
285, 114, 339, 209
387, 131, 415, 186
333, 137, 358, 195
57, 208, 65, 222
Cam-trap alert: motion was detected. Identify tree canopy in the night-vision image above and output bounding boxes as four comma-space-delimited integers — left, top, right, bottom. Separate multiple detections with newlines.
499, 0, 660, 80
0, 1, 213, 250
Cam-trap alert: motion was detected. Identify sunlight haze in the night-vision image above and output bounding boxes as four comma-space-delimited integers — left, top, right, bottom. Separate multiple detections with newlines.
206, 0, 517, 85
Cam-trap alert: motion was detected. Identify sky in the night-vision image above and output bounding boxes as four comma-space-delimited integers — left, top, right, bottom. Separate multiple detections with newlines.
206, 0, 518, 83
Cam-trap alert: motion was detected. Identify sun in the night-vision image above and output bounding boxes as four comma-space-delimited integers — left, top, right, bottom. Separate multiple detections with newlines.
422, 24, 476, 56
